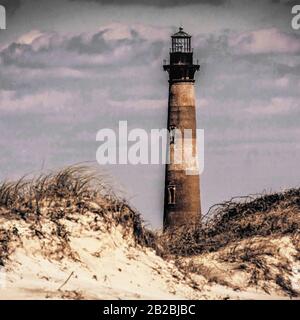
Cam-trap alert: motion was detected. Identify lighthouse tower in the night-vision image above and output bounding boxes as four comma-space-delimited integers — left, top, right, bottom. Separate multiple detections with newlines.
163, 27, 201, 229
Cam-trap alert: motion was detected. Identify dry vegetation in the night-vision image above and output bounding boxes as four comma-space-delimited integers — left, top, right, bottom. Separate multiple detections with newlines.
159, 188, 300, 255
0, 165, 299, 299
0, 165, 153, 267
158, 189, 300, 297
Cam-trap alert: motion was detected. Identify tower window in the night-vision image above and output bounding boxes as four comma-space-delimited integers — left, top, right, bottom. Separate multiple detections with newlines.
169, 125, 176, 144
168, 185, 176, 205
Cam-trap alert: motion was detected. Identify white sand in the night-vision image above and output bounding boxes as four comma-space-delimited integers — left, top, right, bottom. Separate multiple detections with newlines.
0, 211, 299, 300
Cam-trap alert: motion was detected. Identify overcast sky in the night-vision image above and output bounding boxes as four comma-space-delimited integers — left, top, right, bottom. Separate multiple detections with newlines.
0, 0, 299, 228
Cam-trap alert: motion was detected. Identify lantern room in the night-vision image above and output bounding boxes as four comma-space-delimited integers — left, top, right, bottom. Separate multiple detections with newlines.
171, 27, 192, 53
163, 27, 200, 82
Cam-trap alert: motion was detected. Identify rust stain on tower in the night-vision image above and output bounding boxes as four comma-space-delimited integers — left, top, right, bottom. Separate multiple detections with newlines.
163, 27, 201, 230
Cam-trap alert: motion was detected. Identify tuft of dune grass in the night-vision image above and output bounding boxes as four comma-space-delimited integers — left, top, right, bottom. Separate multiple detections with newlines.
159, 189, 300, 257
157, 189, 299, 297
0, 165, 154, 266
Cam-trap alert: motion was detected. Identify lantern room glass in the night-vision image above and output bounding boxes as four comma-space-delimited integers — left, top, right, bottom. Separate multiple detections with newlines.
171, 37, 191, 53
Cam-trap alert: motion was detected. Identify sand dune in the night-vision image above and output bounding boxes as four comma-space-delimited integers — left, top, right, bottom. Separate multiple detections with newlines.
0, 166, 299, 300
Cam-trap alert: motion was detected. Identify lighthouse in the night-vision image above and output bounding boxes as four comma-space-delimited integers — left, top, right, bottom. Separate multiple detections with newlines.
163, 27, 201, 229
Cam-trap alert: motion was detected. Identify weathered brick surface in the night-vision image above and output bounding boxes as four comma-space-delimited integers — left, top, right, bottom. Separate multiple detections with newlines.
164, 82, 201, 229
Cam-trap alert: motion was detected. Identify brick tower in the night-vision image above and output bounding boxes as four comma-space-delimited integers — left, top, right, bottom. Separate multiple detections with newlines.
163, 27, 201, 229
